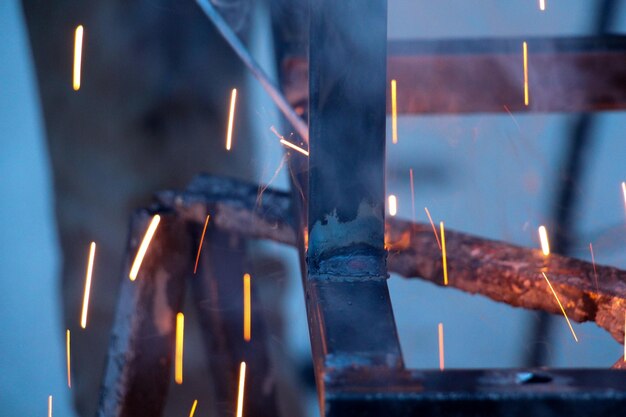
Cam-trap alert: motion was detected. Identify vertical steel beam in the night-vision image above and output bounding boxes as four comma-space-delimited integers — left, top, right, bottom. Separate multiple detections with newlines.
307, 1, 403, 414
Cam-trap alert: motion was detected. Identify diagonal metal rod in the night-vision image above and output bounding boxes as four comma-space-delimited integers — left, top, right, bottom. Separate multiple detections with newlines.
195, 0, 309, 143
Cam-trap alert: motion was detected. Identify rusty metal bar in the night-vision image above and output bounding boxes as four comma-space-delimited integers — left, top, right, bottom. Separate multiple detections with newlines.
97, 210, 190, 417
159, 175, 626, 348
282, 35, 626, 114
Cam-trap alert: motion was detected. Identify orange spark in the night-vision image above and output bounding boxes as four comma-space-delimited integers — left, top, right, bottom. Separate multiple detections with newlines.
188, 400, 198, 417
48, 395, 52, 417
236, 362, 246, 417
388, 195, 398, 217
73, 25, 84, 91
589, 243, 599, 292
129, 214, 161, 281
523, 41, 529, 106
424, 207, 442, 250
539, 0, 546, 11
409, 169, 416, 226
438, 323, 445, 371
538, 225, 550, 256
542, 272, 579, 342
440, 221, 448, 286
243, 273, 251, 342
391, 79, 398, 144
279, 138, 309, 156
175, 312, 184, 384
66, 329, 71, 388
270, 125, 310, 156
193, 215, 211, 274
80, 242, 96, 329
226, 88, 237, 151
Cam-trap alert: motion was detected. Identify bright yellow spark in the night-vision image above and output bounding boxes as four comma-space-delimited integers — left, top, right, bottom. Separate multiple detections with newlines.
391, 79, 398, 144
193, 215, 210, 274
440, 221, 448, 286
523, 41, 529, 106
409, 169, 416, 226
438, 323, 444, 371
542, 272, 579, 342
175, 312, 184, 384
539, 0, 546, 11
129, 214, 161, 281
622, 182, 626, 211
538, 225, 550, 256
270, 125, 310, 156
424, 208, 441, 250
388, 195, 397, 217
589, 243, 599, 292
66, 329, 71, 388
48, 395, 52, 417
236, 361, 246, 417
226, 88, 237, 151
81, 242, 96, 329
73, 25, 84, 91
243, 273, 251, 342
279, 138, 309, 156
188, 400, 198, 417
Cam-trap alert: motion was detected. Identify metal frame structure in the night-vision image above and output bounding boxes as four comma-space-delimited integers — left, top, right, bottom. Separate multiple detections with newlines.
96, 1, 626, 416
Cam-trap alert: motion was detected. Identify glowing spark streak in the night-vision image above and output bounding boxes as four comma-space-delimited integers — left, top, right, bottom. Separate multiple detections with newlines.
73, 25, 84, 91
624, 311, 626, 361
48, 395, 52, 417
438, 323, 444, 371
391, 79, 398, 144
270, 125, 310, 156
440, 222, 448, 286
81, 242, 96, 329
243, 273, 251, 342
236, 362, 246, 417
424, 207, 441, 250
409, 169, 416, 227
280, 139, 309, 156
589, 243, 599, 292
538, 225, 550, 256
189, 400, 198, 417
193, 215, 211, 274
129, 215, 161, 281
226, 88, 237, 151
539, 0, 546, 11
388, 195, 397, 217
175, 312, 184, 384
523, 41, 529, 106
542, 272, 579, 342
622, 182, 626, 211
66, 330, 71, 388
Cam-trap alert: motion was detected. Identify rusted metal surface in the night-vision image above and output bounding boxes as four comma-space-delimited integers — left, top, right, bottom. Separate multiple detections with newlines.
97, 210, 190, 417
166, 175, 626, 347
282, 36, 626, 114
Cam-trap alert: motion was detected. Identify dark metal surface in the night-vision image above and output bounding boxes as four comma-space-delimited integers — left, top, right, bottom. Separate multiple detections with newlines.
325, 368, 626, 417
97, 210, 190, 417
282, 35, 626, 114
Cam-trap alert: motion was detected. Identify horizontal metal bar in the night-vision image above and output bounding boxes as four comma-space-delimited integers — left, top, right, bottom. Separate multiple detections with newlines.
160, 175, 626, 346
282, 35, 626, 114
323, 368, 626, 417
